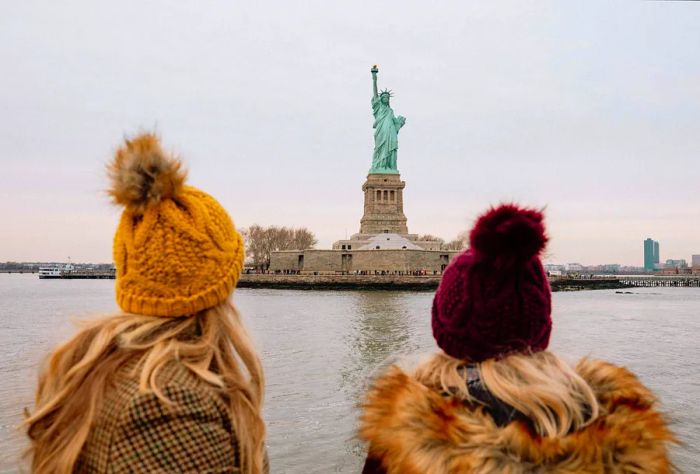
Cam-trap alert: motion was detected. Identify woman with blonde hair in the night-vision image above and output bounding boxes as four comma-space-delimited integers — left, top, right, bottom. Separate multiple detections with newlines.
25, 133, 266, 473
359, 204, 674, 473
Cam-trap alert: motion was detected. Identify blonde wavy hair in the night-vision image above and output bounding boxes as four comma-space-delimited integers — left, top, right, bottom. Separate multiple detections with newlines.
414, 351, 599, 437
25, 299, 265, 474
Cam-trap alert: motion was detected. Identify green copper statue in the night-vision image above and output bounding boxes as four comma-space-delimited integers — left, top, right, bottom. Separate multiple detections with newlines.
370, 65, 406, 174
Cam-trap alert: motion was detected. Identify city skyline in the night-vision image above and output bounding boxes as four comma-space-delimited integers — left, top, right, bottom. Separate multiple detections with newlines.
1, 1, 699, 265
4, 243, 700, 271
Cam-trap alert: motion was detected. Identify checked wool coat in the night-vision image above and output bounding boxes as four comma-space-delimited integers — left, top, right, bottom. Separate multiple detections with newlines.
75, 359, 242, 473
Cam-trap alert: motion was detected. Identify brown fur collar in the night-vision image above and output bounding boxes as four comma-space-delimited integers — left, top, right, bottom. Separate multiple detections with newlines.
359, 359, 675, 474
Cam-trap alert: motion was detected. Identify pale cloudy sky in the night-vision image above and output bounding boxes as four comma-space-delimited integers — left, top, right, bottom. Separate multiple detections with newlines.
1, 1, 698, 265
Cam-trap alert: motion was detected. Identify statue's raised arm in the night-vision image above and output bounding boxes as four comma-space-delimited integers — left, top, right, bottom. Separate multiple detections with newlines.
371, 65, 379, 98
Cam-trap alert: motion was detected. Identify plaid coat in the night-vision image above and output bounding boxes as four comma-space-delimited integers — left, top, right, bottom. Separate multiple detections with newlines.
75, 359, 242, 473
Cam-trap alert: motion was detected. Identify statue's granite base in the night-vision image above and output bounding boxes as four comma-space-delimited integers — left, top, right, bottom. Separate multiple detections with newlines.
359, 173, 408, 235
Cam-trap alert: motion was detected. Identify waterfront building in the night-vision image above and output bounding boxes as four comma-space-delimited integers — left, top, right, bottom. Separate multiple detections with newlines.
643, 239, 652, 271
692, 254, 700, 268
602, 264, 621, 273
658, 266, 693, 276
693, 255, 700, 275
654, 241, 660, 266
665, 259, 688, 269
564, 263, 584, 272
644, 238, 660, 272
587, 264, 621, 274
657, 258, 693, 275
543, 264, 565, 273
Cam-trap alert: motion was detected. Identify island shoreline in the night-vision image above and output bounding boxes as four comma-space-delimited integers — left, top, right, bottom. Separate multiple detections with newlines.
236, 274, 632, 292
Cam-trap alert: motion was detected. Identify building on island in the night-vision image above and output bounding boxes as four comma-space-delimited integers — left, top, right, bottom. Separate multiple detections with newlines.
269, 66, 460, 275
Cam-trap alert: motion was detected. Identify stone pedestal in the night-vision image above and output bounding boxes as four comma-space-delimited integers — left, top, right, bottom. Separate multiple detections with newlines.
359, 173, 408, 235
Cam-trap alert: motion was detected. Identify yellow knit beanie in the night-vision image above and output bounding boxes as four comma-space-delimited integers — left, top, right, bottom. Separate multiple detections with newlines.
108, 133, 244, 317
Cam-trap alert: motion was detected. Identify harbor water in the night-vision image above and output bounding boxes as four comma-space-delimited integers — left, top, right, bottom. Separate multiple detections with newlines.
1, 274, 698, 472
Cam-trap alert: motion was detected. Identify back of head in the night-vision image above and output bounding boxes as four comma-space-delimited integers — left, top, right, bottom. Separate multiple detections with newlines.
108, 132, 244, 317
26, 133, 264, 474
427, 204, 595, 437
432, 204, 552, 362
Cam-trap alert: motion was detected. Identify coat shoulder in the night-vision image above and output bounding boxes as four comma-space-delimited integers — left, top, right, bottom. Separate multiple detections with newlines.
359, 360, 675, 474
575, 358, 658, 408
79, 358, 238, 473
573, 359, 676, 472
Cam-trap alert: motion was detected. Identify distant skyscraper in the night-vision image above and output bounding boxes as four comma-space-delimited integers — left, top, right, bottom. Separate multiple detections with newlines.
653, 241, 660, 266
692, 255, 700, 268
644, 238, 660, 272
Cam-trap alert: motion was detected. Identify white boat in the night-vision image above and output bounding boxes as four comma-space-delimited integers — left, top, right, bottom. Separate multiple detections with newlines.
38, 264, 75, 279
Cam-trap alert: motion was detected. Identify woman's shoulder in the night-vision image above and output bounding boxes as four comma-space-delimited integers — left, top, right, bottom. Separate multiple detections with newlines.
115, 361, 233, 436
361, 355, 666, 415
359, 363, 503, 473
80, 357, 236, 471
574, 358, 657, 406
90, 357, 230, 436
573, 358, 674, 439
116, 357, 229, 412
359, 356, 675, 473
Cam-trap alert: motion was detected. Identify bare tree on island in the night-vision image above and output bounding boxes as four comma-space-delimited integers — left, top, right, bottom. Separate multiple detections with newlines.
242, 225, 317, 271
415, 234, 445, 243
415, 232, 467, 251
443, 231, 468, 251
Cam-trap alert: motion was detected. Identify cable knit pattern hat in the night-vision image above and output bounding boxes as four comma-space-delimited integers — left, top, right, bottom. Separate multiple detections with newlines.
108, 133, 244, 317
432, 204, 552, 362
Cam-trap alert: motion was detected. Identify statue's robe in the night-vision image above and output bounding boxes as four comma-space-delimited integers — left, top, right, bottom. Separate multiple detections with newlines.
371, 96, 403, 172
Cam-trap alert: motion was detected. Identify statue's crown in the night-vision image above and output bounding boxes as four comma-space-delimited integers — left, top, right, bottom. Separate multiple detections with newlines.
380, 88, 394, 97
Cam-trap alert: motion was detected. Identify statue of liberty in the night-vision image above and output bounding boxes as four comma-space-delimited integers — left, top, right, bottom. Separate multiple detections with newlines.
370, 65, 406, 174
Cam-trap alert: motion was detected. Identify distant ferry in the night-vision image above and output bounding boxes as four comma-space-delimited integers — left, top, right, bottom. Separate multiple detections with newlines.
38, 264, 115, 279
38, 264, 75, 279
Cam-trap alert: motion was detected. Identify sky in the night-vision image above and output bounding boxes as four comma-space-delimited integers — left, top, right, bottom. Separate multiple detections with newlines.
0, 1, 698, 266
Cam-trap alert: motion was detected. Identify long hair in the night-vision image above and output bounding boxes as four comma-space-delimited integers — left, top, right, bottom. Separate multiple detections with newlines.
414, 351, 599, 438
25, 299, 265, 474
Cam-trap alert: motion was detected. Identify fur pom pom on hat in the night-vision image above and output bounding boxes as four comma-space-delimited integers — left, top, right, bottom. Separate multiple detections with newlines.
109, 133, 244, 317
108, 133, 187, 213
469, 204, 547, 265
432, 204, 552, 362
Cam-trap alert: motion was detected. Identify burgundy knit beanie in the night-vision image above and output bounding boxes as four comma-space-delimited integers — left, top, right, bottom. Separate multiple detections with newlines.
432, 204, 552, 362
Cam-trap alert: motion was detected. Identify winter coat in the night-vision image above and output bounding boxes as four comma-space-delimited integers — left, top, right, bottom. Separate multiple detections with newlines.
75, 358, 242, 473
359, 358, 674, 474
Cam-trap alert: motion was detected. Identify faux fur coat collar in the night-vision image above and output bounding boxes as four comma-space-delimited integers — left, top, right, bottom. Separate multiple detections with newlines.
359, 359, 674, 474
